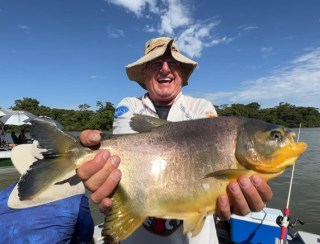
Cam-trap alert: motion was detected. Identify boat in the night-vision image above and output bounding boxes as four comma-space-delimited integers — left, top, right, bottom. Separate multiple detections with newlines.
92, 207, 320, 243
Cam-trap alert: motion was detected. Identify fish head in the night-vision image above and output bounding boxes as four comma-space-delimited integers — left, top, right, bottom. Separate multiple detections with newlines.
236, 120, 308, 174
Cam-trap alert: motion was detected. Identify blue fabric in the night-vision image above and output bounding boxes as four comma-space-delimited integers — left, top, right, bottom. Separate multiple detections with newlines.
0, 184, 94, 243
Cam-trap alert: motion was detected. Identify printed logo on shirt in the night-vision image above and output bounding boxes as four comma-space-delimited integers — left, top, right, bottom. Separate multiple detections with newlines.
179, 104, 193, 120
143, 217, 183, 236
114, 106, 129, 118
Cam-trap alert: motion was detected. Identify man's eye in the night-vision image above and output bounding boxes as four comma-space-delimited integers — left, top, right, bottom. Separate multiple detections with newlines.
168, 61, 177, 67
151, 61, 163, 68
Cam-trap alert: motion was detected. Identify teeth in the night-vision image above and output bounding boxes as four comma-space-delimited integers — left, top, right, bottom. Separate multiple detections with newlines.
158, 78, 172, 83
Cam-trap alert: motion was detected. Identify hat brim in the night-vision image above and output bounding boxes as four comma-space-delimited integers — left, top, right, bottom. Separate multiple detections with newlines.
126, 39, 197, 89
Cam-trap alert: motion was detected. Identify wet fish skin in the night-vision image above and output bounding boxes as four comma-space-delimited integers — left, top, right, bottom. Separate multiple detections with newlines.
15, 115, 308, 243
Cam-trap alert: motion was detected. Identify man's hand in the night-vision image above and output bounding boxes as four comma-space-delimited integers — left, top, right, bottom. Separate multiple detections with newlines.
217, 175, 273, 220
77, 130, 121, 213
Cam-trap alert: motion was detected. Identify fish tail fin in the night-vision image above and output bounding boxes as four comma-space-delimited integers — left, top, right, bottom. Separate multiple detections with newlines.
102, 186, 145, 243
17, 118, 81, 200
18, 158, 77, 200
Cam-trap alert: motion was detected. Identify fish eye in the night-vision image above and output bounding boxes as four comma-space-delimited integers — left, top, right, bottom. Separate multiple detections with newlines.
270, 130, 282, 140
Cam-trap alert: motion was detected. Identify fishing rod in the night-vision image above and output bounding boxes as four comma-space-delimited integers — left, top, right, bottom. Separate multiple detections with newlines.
278, 124, 302, 244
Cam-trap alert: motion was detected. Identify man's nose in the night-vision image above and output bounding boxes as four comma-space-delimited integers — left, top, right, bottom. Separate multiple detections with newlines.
160, 61, 170, 72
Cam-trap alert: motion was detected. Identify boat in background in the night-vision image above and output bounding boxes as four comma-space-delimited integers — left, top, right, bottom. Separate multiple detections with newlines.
92, 207, 320, 243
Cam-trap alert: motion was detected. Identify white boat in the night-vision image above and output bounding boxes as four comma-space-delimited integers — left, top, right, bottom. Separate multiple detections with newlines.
0, 148, 11, 159
92, 207, 320, 244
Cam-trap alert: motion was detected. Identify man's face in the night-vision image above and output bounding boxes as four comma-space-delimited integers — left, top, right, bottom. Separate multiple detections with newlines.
142, 54, 183, 105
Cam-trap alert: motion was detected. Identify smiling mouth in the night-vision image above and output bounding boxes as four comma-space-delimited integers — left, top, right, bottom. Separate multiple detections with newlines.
157, 78, 172, 84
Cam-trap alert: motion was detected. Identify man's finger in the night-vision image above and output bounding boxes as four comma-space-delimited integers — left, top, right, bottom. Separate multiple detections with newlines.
227, 181, 250, 216
84, 155, 121, 191
217, 194, 231, 220
99, 198, 113, 214
90, 169, 122, 204
238, 176, 265, 212
250, 175, 273, 202
80, 130, 101, 147
76, 150, 110, 180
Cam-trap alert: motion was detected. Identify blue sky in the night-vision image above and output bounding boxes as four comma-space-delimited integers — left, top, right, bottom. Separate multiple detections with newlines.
1, 0, 320, 111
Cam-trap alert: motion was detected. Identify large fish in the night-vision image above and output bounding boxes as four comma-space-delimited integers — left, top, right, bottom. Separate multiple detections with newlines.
14, 115, 307, 243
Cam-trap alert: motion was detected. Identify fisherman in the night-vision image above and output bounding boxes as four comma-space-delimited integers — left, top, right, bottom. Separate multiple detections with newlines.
77, 37, 273, 243
11, 131, 19, 145
0, 130, 6, 147
18, 129, 28, 144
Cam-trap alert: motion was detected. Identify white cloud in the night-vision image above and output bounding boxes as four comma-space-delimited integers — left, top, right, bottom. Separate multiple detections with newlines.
201, 48, 320, 108
17, 25, 31, 34
17, 25, 29, 30
158, 0, 192, 34
105, 0, 237, 58
238, 25, 258, 32
105, 0, 158, 17
106, 25, 125, 38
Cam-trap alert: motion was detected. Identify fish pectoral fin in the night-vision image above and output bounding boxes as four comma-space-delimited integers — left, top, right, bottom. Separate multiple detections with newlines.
103, 186, 145, 243
18, 157, 76, 201
183, 210, 207, 237
129, 114, 169, 133
204, 169, 254, 180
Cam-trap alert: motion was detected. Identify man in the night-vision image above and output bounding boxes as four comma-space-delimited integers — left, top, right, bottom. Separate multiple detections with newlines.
77, 37, 272, 243
18, 129, 28, 144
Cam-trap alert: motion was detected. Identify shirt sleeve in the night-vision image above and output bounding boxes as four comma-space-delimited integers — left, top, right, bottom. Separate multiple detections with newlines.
113, 97, 140, 135
190, 98, 218, 119
200, 99, 218, 118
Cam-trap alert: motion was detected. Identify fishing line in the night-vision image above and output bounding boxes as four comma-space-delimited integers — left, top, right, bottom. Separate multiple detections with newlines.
279, 123, 302, 244
285, 123, 301, 209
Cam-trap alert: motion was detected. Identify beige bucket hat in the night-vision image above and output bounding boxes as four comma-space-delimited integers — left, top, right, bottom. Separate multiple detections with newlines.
126, 37, 197, 89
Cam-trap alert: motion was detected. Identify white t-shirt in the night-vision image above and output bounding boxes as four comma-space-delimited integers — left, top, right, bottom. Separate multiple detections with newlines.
112, 92, 219, 244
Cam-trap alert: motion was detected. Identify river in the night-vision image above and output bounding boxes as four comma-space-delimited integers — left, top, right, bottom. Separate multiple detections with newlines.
0, 128, 319, 235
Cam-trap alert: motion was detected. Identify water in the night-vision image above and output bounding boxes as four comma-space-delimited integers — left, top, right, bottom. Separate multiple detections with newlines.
1, 128, 319, 235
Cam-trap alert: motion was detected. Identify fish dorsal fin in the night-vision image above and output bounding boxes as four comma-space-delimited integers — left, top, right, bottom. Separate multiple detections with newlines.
129, 114, 169, 133
183, 209, 207, 236
103, 186, 146, 243
204, 169, 254, 180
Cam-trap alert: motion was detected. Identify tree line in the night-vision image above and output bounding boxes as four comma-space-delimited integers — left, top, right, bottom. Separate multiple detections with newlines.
4, 98, 320, 131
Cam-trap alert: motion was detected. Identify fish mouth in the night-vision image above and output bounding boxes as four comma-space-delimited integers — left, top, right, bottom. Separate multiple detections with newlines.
247, 142, 308, 174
